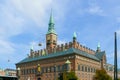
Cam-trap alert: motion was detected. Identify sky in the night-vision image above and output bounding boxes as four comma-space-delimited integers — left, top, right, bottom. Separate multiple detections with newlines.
0, 0, 120, 69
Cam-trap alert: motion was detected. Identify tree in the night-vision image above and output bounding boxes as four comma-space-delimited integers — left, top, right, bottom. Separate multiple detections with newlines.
58, 71, 78, 80
93, 69, 112, 80
67, 71, 78, 80
118, 78, 120, 80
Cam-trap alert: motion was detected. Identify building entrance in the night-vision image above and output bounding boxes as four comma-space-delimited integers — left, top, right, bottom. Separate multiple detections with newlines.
37, 77, 41, 80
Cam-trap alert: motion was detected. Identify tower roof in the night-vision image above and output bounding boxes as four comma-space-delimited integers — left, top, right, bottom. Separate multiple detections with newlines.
73, 32, 77, 38
47, 10, 56, 34
97, 42, 100, 48
65, 59, 71, 64
49, 10, 54, 24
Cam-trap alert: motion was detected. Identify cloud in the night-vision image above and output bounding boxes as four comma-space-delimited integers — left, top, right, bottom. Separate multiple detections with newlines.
0, 40, 15, 55
87, 6, 105, 16
11, 0, 52, 26
0, 1, 25, 39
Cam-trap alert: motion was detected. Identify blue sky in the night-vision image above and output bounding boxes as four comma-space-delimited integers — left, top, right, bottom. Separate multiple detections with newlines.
0, 0, 120, 69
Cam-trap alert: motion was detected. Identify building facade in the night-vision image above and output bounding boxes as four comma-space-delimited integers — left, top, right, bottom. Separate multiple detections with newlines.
16, 12, 118, 80
0, 68, 16, 77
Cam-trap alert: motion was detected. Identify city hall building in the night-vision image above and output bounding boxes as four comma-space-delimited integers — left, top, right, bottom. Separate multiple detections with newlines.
16, 12, 114, 80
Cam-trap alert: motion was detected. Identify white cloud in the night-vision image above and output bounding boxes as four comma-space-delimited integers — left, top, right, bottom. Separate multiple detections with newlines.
87, 6, 104, 15
11, 0, 52, 26
78, 5, 106, 16
0, 0, 68, 68
0, 1, 25, 39
0, 40, 15, 55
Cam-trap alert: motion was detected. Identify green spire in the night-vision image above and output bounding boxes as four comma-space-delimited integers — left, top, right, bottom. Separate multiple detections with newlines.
49, 9, 54, 24
30, 45, 34, 51
97, 42, 100, 48
42, 50, 45, 56
97, 42, 101, 52
73, 32, 77, 38
47, 9, 56, 34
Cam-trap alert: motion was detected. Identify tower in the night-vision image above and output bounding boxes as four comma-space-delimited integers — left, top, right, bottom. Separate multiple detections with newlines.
46, 11, 57, 50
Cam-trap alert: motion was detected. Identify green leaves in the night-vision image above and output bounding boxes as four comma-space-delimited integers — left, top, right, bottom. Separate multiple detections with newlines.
93, 69, 112, 80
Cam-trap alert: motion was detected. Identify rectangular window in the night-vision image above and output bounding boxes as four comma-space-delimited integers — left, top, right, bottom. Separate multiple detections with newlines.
82, 66, 84, 71
78, 65, 80, 71
85, 67, 87, 72
62, 65, 64, 71
57, 65, 60, 72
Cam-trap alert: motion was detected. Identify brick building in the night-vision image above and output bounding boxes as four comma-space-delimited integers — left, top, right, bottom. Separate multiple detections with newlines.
16, 12, 117, 80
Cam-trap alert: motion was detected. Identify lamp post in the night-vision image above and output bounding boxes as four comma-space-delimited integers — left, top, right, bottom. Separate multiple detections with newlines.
17, 67, 20, 80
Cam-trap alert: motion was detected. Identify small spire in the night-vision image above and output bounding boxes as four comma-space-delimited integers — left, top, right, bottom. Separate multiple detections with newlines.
30, 45, 34, 50
97, 42, 101, 52
73, 32, 77, 42
49, 9, 54, 24
73, 32, 77, 38
97, 42, 100, 48
42, 50, 45, 56
47, 9, 56, 34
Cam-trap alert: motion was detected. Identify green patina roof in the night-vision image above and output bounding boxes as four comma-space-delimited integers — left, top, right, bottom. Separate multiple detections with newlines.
49, 9, 54, 24
73, 32, 77, 38
95, 51, 105, 60
30, 45, 33, 50
16, 48, 100, 65
47, 10, 57, 35
65, 59, 71, 64
97, 42, 100, 48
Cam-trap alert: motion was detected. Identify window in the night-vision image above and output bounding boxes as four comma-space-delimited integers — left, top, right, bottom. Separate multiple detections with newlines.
49, 67, 52, 72
57, 65, 60, 72
82, 65, 84, 71
62, 65, 64, 71
91, 68, 93, 72
64, 64, 67, 71
85, 66, 87, 72
88, 67, 90, 72
41, 67, 44, 73
78, 65, 80, 71
46, 67, 48, 73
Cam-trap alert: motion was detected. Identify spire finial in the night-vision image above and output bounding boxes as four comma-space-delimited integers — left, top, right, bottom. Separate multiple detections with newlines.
97, 42, 101, 52
30, 45, 34, 50
73, 32, 77, 38
47, 9, 56, 34
97, 42, 100, 48
49, 8, 54, 24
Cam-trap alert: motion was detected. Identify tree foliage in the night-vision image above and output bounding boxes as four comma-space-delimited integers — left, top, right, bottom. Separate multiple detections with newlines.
58, 71, 78, 80
93, 69, 112, 80
118, 78, 120, 80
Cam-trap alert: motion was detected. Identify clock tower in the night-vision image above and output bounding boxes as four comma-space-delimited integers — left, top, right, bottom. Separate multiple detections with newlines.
46, 11, 57, 50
